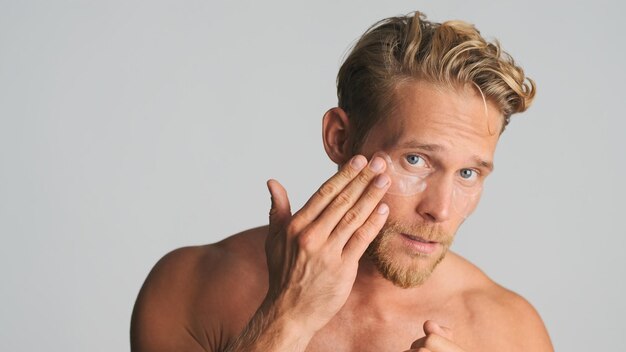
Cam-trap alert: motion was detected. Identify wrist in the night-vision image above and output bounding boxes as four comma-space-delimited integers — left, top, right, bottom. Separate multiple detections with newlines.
225, 299, 314, 352
262, 312, 313, 351
259, 297, 316, 349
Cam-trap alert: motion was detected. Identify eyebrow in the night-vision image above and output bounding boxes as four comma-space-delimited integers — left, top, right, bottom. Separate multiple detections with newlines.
474, 157, 494, 172
396, 140, 494, 172
398, 140, 443, 152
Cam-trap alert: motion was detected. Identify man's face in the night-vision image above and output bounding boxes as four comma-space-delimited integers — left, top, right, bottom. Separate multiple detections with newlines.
359, 81, 502, 288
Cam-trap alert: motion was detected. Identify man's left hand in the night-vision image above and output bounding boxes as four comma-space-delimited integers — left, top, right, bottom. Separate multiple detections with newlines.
404, 320, 466, 352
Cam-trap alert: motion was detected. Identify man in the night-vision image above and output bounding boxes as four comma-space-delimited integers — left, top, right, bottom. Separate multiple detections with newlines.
131, 12, 553, 352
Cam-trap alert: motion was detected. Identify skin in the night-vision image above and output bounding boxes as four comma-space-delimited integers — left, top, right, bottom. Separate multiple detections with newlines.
130, 81, 554, 352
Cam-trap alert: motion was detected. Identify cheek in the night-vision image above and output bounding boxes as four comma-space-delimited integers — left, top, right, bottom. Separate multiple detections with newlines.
382, 193, 419, 219
382, 192, 467, 232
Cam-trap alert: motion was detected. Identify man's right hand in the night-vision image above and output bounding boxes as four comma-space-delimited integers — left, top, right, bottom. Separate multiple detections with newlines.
263, 154, 391, 343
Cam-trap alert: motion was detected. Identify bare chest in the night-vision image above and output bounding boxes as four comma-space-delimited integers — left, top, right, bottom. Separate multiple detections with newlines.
304, 322, 421, 352
303, 304, 475, 352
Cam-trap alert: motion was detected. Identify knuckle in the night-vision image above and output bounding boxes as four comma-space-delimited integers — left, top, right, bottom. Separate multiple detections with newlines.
352, 228, 373, 244
355, 170, 372, 185
339, 162, 360, 177
337, 166, 356, 181
286, 217, 302, 236
363, 214, 384, 231
316, 182, 337, 198
342, 209, 361, 227
297, 228, 315, 249
333, 192, 353, 208
363, 186, 384, 202
268, 206, 279, 217
297, 233, 310, 249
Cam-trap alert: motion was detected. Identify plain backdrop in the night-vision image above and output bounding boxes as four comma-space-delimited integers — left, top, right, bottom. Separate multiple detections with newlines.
1, 0, 624, 351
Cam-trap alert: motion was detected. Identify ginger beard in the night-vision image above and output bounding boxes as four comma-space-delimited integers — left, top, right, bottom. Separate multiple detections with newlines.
365, 220, 454, 288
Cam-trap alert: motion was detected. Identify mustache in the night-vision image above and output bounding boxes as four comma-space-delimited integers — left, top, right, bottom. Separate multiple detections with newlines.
381, 220, 453, 245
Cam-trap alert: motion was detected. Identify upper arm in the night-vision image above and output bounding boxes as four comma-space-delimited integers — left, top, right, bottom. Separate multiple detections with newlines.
130, 246, 220, 352
505, 293, 554, 352
473, 287, 554, 352
461, 282, 554, 352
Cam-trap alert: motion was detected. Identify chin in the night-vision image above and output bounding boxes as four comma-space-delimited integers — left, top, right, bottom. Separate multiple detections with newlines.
365, 221, 453, 288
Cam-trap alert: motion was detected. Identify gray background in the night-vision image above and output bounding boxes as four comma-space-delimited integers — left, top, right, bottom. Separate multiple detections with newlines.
1, 0, 624, 351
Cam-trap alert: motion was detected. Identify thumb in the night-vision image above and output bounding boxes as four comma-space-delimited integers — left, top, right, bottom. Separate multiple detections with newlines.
267, 179, 291, 234
423, 320, 454, 340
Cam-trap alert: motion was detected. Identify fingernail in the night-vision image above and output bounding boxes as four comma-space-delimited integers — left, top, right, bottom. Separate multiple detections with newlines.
377, 203, 389, 214
369, 157, 385, 172
374, 174, 389, 188
350, 155, 367, 170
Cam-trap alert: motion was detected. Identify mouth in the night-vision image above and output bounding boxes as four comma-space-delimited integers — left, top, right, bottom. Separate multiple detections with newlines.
402, 233, 437, 243
400, 233, 439, 255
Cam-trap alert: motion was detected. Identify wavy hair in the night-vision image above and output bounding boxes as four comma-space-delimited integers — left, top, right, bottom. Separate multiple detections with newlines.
337, 11, 536, 152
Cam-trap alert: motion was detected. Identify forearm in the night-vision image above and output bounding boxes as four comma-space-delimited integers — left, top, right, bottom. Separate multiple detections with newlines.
224, 158, 387, 351
223, 302, 312, 352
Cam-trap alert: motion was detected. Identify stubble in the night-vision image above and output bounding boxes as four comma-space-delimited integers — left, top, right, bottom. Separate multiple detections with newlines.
365, 220, 454, 288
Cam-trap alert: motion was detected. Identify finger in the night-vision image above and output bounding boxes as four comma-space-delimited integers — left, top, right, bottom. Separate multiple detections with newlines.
410, 337, 426, 349
421, 334, 464, 352
309, 156, 387, 237
292, 155, 368, 226
267, 179, 292, 235
423, 320, 454, 340
341, 202, 389, 262
329, 173, 390, 248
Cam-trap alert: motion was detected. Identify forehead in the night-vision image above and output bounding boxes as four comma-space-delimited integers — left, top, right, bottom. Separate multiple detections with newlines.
369, 81, 503, 155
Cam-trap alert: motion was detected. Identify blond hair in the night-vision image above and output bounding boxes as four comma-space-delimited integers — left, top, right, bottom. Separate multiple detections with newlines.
337, 11, 536, 152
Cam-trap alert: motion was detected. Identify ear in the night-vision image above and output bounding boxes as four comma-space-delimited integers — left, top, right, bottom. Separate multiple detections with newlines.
322, 107, 353, 165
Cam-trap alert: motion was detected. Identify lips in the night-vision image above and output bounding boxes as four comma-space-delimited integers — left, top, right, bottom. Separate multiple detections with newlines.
400, 233, 439, 255
402, 233, 437, 244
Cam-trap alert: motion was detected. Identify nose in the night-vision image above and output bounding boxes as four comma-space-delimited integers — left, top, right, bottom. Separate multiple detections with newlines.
415, 173, 454, 223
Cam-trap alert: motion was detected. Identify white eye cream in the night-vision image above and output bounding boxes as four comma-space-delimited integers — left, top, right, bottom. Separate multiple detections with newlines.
374, 151, 429, 196
373, 151, 483, 219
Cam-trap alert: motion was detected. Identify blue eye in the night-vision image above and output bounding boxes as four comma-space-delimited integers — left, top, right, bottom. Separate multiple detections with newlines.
406, 154, 424, 166
460, 169, 476, 179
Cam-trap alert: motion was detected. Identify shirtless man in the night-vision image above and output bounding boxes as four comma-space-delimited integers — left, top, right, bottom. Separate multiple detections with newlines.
131, 12, 553, 352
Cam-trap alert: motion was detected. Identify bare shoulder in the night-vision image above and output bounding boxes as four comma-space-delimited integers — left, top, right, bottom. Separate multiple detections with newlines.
131, 226, 270, 352
446, 252, 554, 352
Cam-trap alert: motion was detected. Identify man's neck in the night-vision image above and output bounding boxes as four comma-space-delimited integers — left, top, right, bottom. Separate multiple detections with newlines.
349, 255, 455, 317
